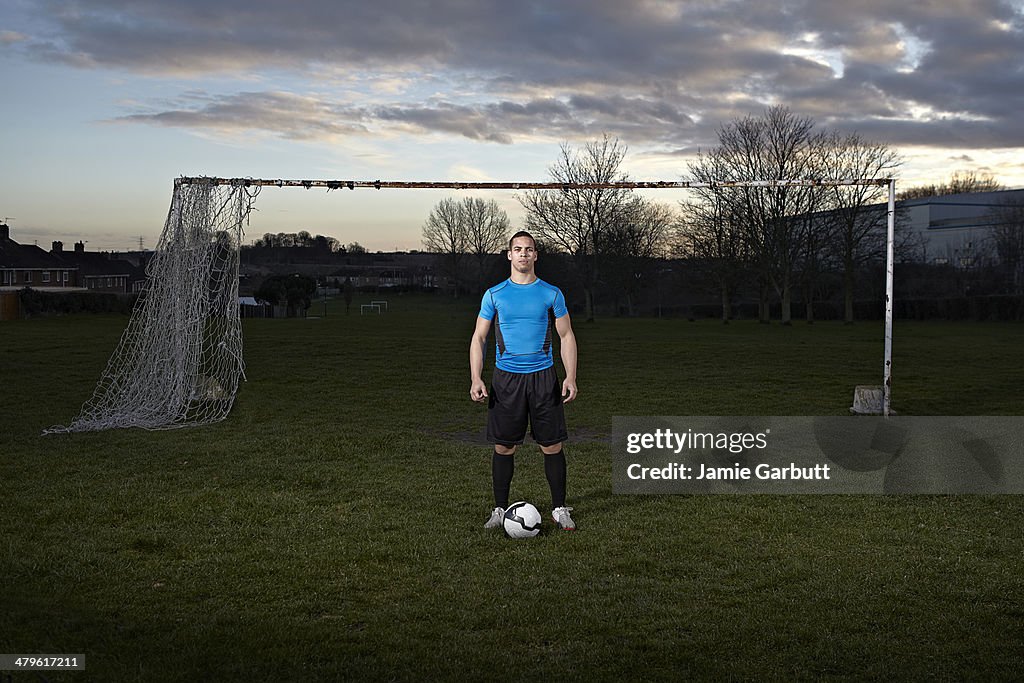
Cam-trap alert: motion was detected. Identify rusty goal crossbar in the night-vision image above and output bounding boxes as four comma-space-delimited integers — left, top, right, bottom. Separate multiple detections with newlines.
175, 176, 891, 190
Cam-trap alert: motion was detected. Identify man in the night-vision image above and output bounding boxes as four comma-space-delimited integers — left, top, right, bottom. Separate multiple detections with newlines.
469, 230, 578, 531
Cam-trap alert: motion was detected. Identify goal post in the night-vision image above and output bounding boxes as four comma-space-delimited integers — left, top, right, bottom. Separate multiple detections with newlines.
46, 175, 896, 434
884, 179, 896, 417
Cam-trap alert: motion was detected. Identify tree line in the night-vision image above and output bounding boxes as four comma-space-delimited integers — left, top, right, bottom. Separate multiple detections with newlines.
251, 231, 366, 254
422, 106, 1023, 322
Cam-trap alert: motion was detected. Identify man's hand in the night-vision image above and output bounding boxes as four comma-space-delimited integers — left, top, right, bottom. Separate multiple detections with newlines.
470, 379, 489, 402
561, 378, 578, 404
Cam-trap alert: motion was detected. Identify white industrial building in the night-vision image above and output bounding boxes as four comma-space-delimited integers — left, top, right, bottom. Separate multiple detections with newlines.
898, 189, 1024, 266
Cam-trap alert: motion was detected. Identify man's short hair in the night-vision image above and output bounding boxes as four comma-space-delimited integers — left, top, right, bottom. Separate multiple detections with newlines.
508, 230, 536, 252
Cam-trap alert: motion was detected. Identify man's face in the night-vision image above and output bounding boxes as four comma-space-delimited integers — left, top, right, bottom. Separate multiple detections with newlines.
508, 237, 537, 273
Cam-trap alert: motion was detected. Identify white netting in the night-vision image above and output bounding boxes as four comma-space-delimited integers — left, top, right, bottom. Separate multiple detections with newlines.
45, 180, 256, 433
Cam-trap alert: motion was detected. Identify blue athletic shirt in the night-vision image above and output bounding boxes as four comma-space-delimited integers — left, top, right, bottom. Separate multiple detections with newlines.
479, 278, 568, 373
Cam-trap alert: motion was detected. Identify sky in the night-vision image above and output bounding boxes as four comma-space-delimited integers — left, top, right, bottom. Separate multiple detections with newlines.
2, 0, 1024, 252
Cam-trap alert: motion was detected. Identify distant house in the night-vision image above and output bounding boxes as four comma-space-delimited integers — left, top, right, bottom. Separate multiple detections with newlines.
328, 253, 438, 289
0, 224, 78, 290
51, 240, 145, 293
0, 224, 149, 321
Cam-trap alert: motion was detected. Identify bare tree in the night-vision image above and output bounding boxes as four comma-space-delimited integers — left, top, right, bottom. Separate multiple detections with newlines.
692, 106, 826, 324
603, 197, 676, 315
462, 197, 510, 295
897, 170, 1004, 200
518, 134, 632, 321
422, 198, 467, 297
988, 200, 1024, 294
794, 204, 834, 324
679, 147, 750, 323
821, 132, 902, 323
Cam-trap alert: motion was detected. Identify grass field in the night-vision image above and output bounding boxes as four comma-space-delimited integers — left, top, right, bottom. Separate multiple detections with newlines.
2, 295, 1024, 680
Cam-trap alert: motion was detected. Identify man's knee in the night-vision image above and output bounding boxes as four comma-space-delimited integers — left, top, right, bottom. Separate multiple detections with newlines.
541, 442, 563, 455
495, 444, 517, 456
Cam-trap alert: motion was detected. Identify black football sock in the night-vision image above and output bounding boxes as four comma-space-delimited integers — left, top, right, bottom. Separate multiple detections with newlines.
544, 448, 567, 509
492, 450, 515, 509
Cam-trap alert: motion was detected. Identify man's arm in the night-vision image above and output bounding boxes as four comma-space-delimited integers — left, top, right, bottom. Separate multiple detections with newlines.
555, 313, 578, 403
469, 315, 492, 402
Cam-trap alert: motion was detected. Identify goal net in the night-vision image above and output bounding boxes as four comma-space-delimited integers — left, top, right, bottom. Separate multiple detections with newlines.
45, 180, 255, 433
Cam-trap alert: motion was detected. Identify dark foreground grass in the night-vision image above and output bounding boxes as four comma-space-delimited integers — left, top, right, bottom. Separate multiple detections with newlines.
2, 296, 1023, 681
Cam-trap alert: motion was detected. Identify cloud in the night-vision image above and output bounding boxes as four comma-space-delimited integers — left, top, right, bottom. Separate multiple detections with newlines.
12, 0, 1024, 153
113, 91, 369, 140
0, 30, 29, 44
112, 90, 704, 148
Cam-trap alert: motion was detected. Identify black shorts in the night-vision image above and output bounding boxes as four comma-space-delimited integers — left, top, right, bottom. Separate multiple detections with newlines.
486, 366, 568, 447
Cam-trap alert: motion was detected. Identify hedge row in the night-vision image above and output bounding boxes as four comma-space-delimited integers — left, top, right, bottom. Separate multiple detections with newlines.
18, 288, 136, 316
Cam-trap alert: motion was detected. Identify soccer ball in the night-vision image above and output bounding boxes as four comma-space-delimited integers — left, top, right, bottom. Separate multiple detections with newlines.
502, 501, 542, 539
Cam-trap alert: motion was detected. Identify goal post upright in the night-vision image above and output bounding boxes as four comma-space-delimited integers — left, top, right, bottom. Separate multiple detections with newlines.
884, 179, 896, 417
